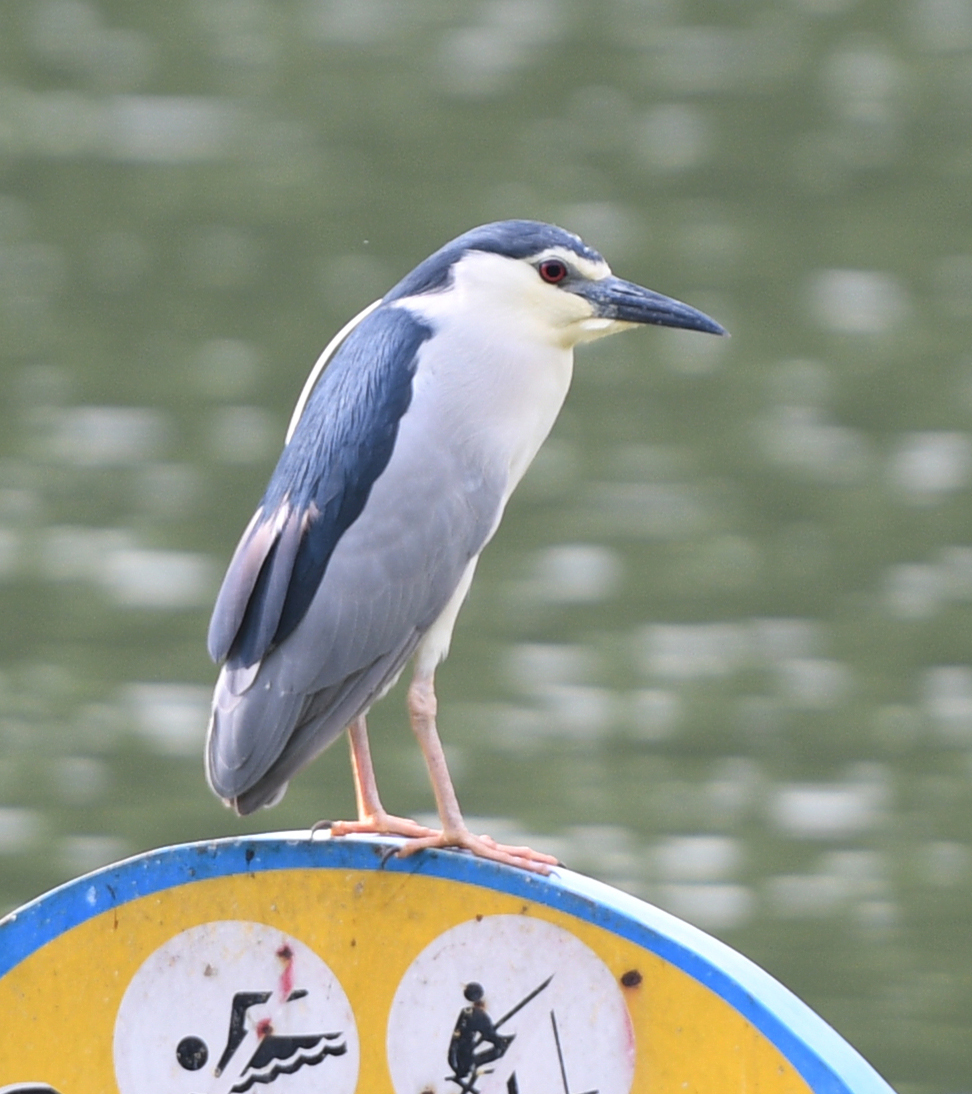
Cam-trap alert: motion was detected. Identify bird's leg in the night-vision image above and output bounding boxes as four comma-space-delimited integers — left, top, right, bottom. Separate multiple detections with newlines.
326, 715, 437, 839
397, 672, 558, 874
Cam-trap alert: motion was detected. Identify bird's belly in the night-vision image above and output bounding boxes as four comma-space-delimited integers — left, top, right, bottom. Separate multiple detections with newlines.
414, 555, 480, 676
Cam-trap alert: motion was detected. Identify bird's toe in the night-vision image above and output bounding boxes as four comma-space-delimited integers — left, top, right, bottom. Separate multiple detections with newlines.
477, 833, 560, 867
325, 813, 438, 840
395, 828, 556, 875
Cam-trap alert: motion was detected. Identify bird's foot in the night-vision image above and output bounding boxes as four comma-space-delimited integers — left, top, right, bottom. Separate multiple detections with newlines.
316, 812, 438, 840
395, 828, 558, 875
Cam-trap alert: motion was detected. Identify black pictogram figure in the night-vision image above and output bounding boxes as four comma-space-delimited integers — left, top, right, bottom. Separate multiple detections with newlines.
0, 1086, 64, 1093
446, 975, 553, 1094
176, 1034, 208, 1070
215, 992, 273, 1075
174, 985, 344, 1091
447, 982, 513, 1090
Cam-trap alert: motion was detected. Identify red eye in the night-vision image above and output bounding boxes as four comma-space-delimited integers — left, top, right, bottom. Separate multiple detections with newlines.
538, 259, 568, 284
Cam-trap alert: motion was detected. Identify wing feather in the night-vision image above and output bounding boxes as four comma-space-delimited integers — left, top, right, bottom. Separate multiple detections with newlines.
210, 630, 421, 812
206, 304, 432, 671
206, 506, 276, 663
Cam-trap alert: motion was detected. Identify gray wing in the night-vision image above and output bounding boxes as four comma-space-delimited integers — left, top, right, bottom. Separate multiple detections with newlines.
207, 305, 430, 670
206, 396, 506, 813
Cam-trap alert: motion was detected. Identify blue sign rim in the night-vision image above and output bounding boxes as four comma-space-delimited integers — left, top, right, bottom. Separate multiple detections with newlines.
0, 832, 893, 1094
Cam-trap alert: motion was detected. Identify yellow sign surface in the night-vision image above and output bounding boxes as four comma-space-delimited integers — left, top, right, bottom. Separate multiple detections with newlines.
1, 850, 809, 1094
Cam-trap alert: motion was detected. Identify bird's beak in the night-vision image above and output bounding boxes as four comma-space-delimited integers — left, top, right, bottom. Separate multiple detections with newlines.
578, 275, 727, 336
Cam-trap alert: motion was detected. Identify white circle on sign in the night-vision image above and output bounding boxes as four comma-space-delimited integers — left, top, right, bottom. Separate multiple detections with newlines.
386, 914, 635, 1094
113, 920, 359, 1094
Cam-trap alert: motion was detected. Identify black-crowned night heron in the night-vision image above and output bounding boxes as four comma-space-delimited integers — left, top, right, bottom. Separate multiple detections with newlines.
206, 220, 725, 872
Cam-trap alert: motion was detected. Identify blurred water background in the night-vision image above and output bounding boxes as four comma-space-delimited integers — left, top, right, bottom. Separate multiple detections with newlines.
1, 0, 971, 1088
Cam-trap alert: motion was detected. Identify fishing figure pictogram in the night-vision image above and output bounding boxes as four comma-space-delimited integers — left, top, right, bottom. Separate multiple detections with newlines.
446, 975, 553, 1094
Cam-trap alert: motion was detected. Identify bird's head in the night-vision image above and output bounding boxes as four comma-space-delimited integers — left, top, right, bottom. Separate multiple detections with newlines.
385, 219, 726, 349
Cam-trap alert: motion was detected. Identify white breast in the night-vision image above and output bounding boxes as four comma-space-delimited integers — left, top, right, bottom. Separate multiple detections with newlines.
396, 253, 579, 510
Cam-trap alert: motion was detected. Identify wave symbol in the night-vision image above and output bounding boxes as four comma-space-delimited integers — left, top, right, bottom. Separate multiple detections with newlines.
230, 1032, 347, 1092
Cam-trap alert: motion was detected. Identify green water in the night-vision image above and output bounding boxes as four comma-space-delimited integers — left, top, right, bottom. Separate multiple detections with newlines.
1, 1, 971, 1088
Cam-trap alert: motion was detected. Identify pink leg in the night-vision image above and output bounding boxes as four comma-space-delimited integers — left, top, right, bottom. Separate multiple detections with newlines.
326, 715, 437, 840
396, 672, 558, 874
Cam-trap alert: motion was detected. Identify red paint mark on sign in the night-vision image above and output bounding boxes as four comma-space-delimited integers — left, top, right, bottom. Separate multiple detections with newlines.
277, 941, 294, 999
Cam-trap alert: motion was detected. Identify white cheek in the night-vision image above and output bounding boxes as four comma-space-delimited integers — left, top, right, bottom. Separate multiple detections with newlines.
574, 316, 636, 342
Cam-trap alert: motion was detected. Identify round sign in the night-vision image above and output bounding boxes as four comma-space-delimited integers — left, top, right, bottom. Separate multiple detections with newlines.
113, 920, 359, 1094
387, 914, 634, 1094
0, 833, 896, 1094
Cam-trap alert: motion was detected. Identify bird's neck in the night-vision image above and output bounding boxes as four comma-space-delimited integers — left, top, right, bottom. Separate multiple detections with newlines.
403, 302, 575, 499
